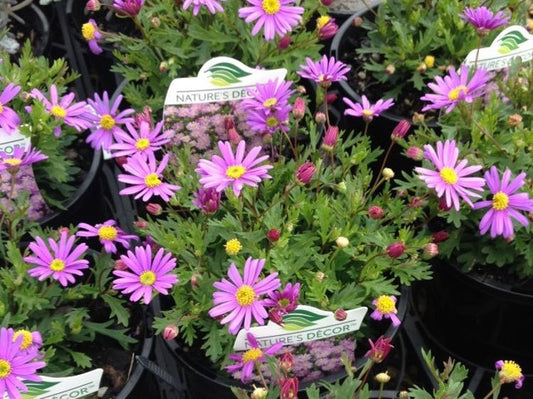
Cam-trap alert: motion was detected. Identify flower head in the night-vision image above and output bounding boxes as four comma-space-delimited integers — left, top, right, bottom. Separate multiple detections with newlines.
365, 336, 394, 363
317, 16, 338, 40
238, 0, 303, 41
110, 121, 170, 157
81, 19, 103, 55
295, 161, 315, 184
76, 219, 138, 253
183, 0, 225, 15
12, 330, 42, 356
196, 141, 273, 197
0, 83, 22, 134
420, 65, 491, 114
247, 107, 290, 135
0, 145, 47, 172
118, 152, 181, 202
473, 167, 533, 238
242, 79, 294, 115
24, 231, 89, 287
415, 140, 485, 211
225, 238, 243, 256
209, 257, 281, 334
495, 360, 524, 389
370, 295, 401, 327
343, 95, 394, 122
321, 125, 338, 151
226, 333, 283, 382
459, 6, 509, 35
113, 0, 144, 15
192, 187, 221, 213
112, 245, 178, 304
280, 377, 299, 399
297, 55, 350, 88
264, 282, 300, 314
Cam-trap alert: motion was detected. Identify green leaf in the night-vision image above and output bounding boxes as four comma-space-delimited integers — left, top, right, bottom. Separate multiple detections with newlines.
102, 294, 130, 326
84, 321, 137, 350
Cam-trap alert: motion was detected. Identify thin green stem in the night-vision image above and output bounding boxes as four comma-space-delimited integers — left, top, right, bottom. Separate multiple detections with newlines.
481, 382, 501, 399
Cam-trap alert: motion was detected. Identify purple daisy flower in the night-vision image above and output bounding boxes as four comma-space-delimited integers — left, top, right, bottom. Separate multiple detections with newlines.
196, 140, 273, 197
226, 333, 283, 382
183, 0, 225, 15
31, 85, 92, 137
370, 295, 401, 327
208, 257, 281, 334
242, 79, 294, 114
297, 55, 351, 88
495, 360, 524, 389
85, 91, 135, 151
0, 327, 46, 399
76, 219, 138, 254
12, 329, 43, 356
0, 83, 22, 134
112, 245, 178, 304
81, 19, 103, 55
473, 167, 533, 238
420, 65, 491, 114
264, 282, 300, 314
0, 145, 47, 171
118, 152, 181, 202
343, 95, 395, 122
238, 0, 303, 41
24, 231, 89, 287
246, 107, 290, 135
113, 0, 144, 15
415, 140, 485, 211
110, 121, 171, 157
459, 6, 509, 34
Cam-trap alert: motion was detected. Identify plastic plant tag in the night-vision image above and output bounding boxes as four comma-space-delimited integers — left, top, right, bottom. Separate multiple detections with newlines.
0, 127, 31, 155
233, 305, 368, 351
2, 369, 103, 399
464, 25, 533, 70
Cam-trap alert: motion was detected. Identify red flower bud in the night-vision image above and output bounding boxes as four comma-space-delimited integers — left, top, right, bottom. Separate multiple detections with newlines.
391, 119, 410, 140
227, 128, 241, 144
368, 206, 383, 219
432, 231, 449, 243
321, 125, 338, 151
267, 228, 281, 243
334, 309, 347, 321
114, 259, 128, 271
386, 242, 405, 258
292, 97, 306, 120
438, 197, 452, 211
86, 0, 101, 11
320, 0, 333, 5
163, 324, 179, 341
326, 92, 337, 104
296, 161, 316, 184
423, 243, 438, 258
268, 309, 284, 325
116, 156, 128, 166
280, 377, 298, 399
58, 227, 70, 235
409, 196, 423, 208
280, 352, 294, 373
224, 116, 235, 131
134, 220, 148, 229
277, 35, 291, 50
406, 146, 423, 161
146, 203, 163, 216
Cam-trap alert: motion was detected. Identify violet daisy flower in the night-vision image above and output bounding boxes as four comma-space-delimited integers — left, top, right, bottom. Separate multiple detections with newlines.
473, 167, 533, 238
113, 0, 144, 16
76, 219, 138, 254
415, 140, 485, 211
12, 329, 43, 356
370, 295, 401, 327
208, 257, 281, 334
0, 83, 21, 134
420, 65, 491, 114
81, 19, 103, 55
24, 231, 89, 287
0, 145, 47, 171
343, 95, 394, 122
31, 85, 92, 137
226, 333, 283, 382
297, 55, 351, 88
112, 245, 178, 304
85, 91, 135, 152
242, 79, 294, 114
0, 327, 46, 399
238, 0, 303, 41
110, 121, 171, 157
196, 140, 273, 197
118, 152, 181, 202
183, 0, 225, 15
459, 6, 509, 35
495, 360, 524, 389
365, 335, 394, 363
246, 107, 290, 135
264, 282, 300, 314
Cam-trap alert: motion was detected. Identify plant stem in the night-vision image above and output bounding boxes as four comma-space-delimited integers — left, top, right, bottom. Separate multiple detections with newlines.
370, 141, 394, 194
481, 382, 501, 399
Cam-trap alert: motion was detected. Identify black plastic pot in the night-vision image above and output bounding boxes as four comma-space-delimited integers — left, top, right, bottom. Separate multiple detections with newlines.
6, 3, 50, 56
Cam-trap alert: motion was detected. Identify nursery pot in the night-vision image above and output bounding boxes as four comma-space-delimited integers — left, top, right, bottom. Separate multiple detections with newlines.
3, 3, 50, 56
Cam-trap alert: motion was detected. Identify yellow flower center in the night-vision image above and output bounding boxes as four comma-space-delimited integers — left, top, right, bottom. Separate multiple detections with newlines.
424, 55, 435, 68
440, 167, 458, 185
242, 347, 263, 363
98, 225, 118, 241
145, 173, 162, 188
492, 191, 509, 211
375, 295, 396, 314
13, 330, 33, 350
316, 16, 331, 29
226, 165, 246, 179
263, 98, 278, 108
140, 271, 156, 286
499, 360, 522, 383
2, 158, 21, 166
362, 109, 374, 117
135, 138, 151, 150
0, 359, 11, 378
235, 285, 256, 306
225, 238, 242, 255
82, 22, 96, 40
51, 105, 67, 119
448, 85, 468, 101
261, 0, 280, 15
50, 259, 65, 272
266, 116, 279, 128
100, 114, 116, 130
0, 102, 3, 114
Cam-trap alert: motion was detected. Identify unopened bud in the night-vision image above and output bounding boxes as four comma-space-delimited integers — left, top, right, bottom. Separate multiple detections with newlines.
337, 181, 347, 192
315, 112, 327, 124
320, 0, 333, 5
424, 55, 435, 68
438, 197, 452, 211
322, 125, 339, 151
316, 271, 326, 282
385, 64, 395, 75
375, 372, 391, 384
280, 352, 294, 373
146, 203, 163, 216
386, 242, 405, 258
251, 387, 268, 399
134, 220, 148, 229
227, 128, 241, 144
114, 259, 128, 271
268, 309, 284, 325
163, 324, 179, 341
224, 116, 235, 130
399, 391, 409, 399
292, 97, 306, 120
267, 228, 281, 243
296, 161, 316, 184
412, 112, 425, 124
406, 146, 423, 161
417, 62, 427, 73
151, 17, 160, 27
296, 85, 306, 94
382, 168, 394, 180
336, 236, 349, 248
326, 92, 337, 104
432, 230, 449, 243
277, 35, 291, 50
21, 91, 32, 102
409, 196, 423, 208
334, 309, 347, 321
159, 61, 168, 73
423, 243, 439, 258
507, 114, 522, 127
191, 272, 200, 288
391, 119, 410, 140
86, 0, 101, 11
505, 235, 515, 243
58, 227, 70, 235
352, 16, 363, 26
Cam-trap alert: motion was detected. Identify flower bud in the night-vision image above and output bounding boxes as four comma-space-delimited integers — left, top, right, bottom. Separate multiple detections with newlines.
385, 64, 395, 75
412, 112, 425, 124
251, 387, 268, 399
296, 161, 316, 184
267, 228, 281, 243
386, 242, 405, 258
146, 203, 163, 216
432, 230, 449, 243
399, 391, 409, 399
375, 372, 391, 384
223, 116, 235, 130
280, 352, 294, 373
505, 235, 515, 243
163, 324, 179, 341
438, 197, 452, 211
134, 220, 148, 229
391, 119, 410, 140
507, 114, 522, 127
334, 309, 347, 321
326, 92, 337, 104
58, 227, 70, 235
337, 181, 347, 192
320, 0, 333, 5
317, 17, 338, 40
406, 146, 423, 161
417, 62, 427, 73
396, 189, 407, 197
316, 271, 326, 282
352, 16, 363, 26
382, 168, 394, 180
227, 127, 241, 144
409, 196, 423, 208
269, 309, 284, 325
86, 0, 101, 11
423, 243, 438, 258
190, 272, 200, 288
159, 61, 168, 73
280, 377, 298, 399
277, 35, 291, 50
115, 156, 128, 166
151, 17, 160, 27
368, 205, 383, 219
336, 236, 349, 248
292, 97, 306, 120
321, 125, 339, 151
424, 55, 435, 68
315, 111, 327, 124
296, 85, 306, 94
114, 259, 128, 271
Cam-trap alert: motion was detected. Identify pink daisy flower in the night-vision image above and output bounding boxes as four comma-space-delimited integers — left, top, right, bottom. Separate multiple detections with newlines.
241, 79, 294, 114
183, 0, 225, 15
0, 83, 22, 134
226, 333, 283, 382
11, 329, 43, 356
24, 231, 89, 287
238, 0, 303, 41
297, 55, 351, 88
196, 140, 273, 197
76, 219, 138, 253
263, 282, 300, 314
459, 6, 509, 34
343, 95, 395, 122
473, 167, 533, 238
85, 91, 135, 152
495, 360, 524, 389
118, 152, 181, 202
112, 245, 178, 304
0, 327, 46, 399
0, 145, 47, 171
113, 0, 144, 15
81, 19, 103, 55
208, 257, 281, 335
370, 295, 401, 327
415, 140, 485, 211
246, 107, 290, 135
110, 121, 171, 158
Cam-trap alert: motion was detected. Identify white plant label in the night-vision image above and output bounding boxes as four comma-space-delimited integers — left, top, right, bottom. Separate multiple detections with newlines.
0, 127, 31, 154
233, 305, 368, 351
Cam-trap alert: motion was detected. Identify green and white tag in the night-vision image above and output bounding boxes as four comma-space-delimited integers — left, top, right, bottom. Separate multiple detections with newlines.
0, 127, 31, 154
